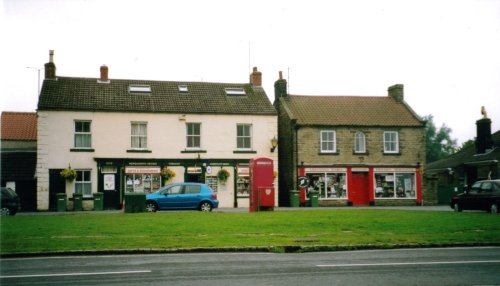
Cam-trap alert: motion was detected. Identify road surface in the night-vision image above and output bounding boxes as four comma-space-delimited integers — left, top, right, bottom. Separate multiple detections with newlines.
1, 247, 499, 285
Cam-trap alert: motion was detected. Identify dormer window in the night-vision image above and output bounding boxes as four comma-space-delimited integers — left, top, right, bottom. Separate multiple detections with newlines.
178, 85, 189, 93
225, 88, 246, 96
129, 85, 151, 93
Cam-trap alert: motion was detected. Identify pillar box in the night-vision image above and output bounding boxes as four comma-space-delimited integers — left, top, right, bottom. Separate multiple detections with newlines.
249, 157, 275, 212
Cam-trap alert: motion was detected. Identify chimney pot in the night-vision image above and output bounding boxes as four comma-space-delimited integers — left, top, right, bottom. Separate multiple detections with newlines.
49, 50, 54, 63
100, 65, 109, 82
388, 84, 404, 102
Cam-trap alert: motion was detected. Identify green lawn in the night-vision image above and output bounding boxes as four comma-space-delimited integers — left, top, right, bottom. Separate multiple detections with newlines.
1, 210, 499, 254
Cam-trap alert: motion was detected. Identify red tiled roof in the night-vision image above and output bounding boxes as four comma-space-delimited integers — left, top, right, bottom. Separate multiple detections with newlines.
281, 95, 424, 127
0, 112, 37, 140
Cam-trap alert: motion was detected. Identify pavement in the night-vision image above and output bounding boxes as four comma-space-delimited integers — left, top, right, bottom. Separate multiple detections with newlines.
15, 205, 453, 215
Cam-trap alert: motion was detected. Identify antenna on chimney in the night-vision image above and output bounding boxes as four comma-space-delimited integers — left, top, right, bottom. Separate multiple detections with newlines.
287, 67, 291, 94
248, 41, 251, 76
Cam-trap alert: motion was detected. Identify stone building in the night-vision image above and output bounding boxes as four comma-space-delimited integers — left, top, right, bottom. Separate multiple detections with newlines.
274, 73, 426, 206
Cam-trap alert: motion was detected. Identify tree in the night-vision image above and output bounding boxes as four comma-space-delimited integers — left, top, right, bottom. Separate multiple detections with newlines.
457, 139, 475, 152
423, 115, 458, 163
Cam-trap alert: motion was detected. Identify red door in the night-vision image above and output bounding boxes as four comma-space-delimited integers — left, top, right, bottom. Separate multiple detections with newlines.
351, 173, 370, 206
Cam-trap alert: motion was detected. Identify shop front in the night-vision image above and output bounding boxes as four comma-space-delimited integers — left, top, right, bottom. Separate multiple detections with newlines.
299, 166, 422, 206
95, 158, 257, 209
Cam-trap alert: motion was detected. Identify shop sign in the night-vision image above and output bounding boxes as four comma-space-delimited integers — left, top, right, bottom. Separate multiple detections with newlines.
374, 167, 416, 172
352, 167, 369, 172
125, 166, 161, 174
187, 166, 202, 174
237, 166, 249, 175
128, 162, 158, 166
298, 177, 310, 188
206, 166, 212, 174
305, 167, 347, 173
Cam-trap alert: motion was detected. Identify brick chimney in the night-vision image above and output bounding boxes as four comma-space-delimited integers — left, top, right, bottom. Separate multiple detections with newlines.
44, 50, 56, 80
475, 114, 493, 154
274, 71, 287, 101
99, 65, 109, 82
388, 84, 404, 102
250, 67, 262, 87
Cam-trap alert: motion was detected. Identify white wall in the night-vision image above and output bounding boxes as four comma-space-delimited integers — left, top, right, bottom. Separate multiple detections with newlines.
37, 111, 277, 210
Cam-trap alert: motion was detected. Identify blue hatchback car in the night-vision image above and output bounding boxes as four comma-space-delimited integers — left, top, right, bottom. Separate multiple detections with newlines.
145, 182, 219, 212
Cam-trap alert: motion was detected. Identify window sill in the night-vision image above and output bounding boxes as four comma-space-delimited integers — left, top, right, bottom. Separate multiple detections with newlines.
70, 148, 95, 152
318, 151, 339, 155
382, 152, 401, 156
181, 150, 207, 153
353, 151, 369, 155
233, 150, 257, 154
127, 149, 152, 153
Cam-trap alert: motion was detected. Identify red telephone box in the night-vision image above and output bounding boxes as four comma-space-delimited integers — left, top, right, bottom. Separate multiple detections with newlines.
249, 157, 275, 212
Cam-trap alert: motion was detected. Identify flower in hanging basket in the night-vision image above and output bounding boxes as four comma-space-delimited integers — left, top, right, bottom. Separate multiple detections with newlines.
217, 169, 230, 184
60, 168, 77, 181
161, 167, 176, 182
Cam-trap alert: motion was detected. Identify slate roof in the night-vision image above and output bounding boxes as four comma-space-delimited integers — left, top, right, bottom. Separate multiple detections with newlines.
0, 112, 37, 141
38, 77, 277, 116
426, 130, 500, 171
280, 95, 424, 127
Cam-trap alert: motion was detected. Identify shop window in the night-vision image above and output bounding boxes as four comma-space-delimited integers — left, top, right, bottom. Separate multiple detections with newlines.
125, 173, 161, 194
236, 176, 249, 196
131, 122, 148, 149
75, 170, 92, 198
74, 121, 91, 148
383, 131, 399, 153
320, 130, 336, 153
374, 172, 415, 198
307, 172, 347, 199
237, 124, 252, 149
186, 123, 201, 148
354, 131, 366, 153
206, 176, 218, 193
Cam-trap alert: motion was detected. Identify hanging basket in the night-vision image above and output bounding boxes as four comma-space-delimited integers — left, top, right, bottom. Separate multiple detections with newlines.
161, 167, 176, 182
217, 169, 230, 184
60, 168, 77, 182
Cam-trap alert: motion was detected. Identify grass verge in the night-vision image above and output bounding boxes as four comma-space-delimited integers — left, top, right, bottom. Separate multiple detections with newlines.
1, 210, 499, 255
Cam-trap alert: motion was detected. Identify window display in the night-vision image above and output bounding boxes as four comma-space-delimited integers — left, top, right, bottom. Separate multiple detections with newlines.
375, 172, 415, 198
125, 173, 161, 194
307, 172, 347, 199
205, 176, 218, 193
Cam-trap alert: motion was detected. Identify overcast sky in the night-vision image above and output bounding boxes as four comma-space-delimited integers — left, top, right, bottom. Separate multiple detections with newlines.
2, 0, 499, 144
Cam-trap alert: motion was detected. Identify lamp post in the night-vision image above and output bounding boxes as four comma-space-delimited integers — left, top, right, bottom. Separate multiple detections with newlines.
26, 66, 42, 96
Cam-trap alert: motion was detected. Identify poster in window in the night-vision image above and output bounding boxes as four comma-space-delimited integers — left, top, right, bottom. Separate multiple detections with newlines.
104, 174, 115, 190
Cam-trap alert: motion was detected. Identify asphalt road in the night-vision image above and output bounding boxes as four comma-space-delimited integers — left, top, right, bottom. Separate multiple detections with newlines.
1, 247, 499, 286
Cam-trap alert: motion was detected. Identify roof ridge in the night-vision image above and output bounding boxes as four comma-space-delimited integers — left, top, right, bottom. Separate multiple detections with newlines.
56, 76, 250, 86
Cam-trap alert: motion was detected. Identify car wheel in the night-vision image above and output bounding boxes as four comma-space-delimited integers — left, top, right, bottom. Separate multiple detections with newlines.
490, 204, 498, 214
145, 202, 158, 212
453, 203, 462, 212
199, 201, 212, 212
0, 207, 11, 216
